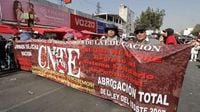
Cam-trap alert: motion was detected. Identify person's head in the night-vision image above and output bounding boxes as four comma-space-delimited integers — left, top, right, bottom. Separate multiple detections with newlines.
63, 33, 74, 41
13, 0, 22, 10
163, 28, 174, 37
105, 24, 118, 37
134, 25, 146, 42
7, 38, 13, 43
13, 0, 23, 20
29, 3, 34, 9
12, 35, 19, 41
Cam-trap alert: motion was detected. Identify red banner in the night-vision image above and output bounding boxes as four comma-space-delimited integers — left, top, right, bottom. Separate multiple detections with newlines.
14, 40, 33, 71
70, 14, 97, 32
14, 40, 191, 112
0, 0, 70, 27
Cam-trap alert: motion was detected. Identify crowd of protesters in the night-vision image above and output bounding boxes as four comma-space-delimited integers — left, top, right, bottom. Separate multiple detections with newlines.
0, 24, 200, 72
99, 24, 199, 61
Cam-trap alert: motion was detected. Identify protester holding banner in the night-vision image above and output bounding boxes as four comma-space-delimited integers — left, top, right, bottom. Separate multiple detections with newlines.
23, 39, 191, 112
163, 28, 177, 45
134, 25, 150, 44
102, 24, 120, 41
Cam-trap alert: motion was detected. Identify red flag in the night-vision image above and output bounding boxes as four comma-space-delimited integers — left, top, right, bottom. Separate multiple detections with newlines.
64, 0, 72, 4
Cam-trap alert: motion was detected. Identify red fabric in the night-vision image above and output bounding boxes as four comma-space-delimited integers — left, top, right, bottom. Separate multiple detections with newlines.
32, 27, 74, 34
54, 27, 84, 39
57, 62, 65, 71
32, 27, 55, 34
166, 36, 177, 45
32, 27, 86, 40
81, 30, 105, 36
0, 24, 18, 34
64, 0, 72, 4
53, 27, 74, 33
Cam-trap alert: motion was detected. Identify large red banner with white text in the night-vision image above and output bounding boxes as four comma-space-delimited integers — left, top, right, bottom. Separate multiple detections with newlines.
14, 40, 33, 71
14, 40, 191, 112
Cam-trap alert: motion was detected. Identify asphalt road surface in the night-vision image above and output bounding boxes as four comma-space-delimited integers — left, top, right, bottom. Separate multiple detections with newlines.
0, 61, 199, 112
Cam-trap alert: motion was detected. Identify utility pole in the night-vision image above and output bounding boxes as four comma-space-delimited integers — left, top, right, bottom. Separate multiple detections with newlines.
96, 2, 101, 14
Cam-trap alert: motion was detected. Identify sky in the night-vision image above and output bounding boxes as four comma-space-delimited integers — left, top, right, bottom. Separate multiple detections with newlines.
48, 0, 200, 32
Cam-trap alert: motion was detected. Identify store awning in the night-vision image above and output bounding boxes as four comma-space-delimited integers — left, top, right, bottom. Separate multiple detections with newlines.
54, 27, 83, 39
32, 27, 75, 34
0, 24, 18, 34
53, 27, 75, 33
32, 27, 84, 40
32, 27, 56, 34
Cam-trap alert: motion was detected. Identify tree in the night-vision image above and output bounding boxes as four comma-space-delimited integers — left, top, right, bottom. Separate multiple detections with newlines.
191, 24, 200, 36
135, 7, 165, 30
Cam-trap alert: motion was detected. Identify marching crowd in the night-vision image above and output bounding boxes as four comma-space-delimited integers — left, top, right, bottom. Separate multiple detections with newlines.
0, 24, 200, 71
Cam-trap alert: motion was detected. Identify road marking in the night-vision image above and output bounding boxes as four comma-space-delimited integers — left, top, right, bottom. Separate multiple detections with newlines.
1, 86, 64, 112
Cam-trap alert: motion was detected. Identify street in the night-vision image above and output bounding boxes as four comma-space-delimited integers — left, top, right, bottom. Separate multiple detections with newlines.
0, 61, 199, 112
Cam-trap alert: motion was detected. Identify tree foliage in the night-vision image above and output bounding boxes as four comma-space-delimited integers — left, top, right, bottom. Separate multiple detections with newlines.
191, 24, 200, 36
135, 7, 165, 30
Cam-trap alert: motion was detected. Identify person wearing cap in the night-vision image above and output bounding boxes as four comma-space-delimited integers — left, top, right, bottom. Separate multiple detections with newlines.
102, 24, 120, 41
163, 28, 177, 45
134, 25, 149, 44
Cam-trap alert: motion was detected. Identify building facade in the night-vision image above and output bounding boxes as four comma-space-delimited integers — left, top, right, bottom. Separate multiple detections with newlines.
94, 13, 125, 35
119, 4, 134, 35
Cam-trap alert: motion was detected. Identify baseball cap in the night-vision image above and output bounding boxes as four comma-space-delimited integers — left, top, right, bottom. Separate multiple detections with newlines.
134, 25, 146, 34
